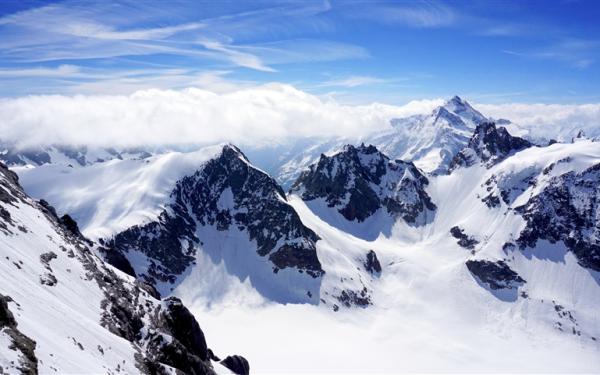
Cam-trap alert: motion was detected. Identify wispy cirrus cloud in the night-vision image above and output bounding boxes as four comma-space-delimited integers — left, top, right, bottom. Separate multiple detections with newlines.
0, 64, 82, 78
62, 21, 204, 41
198, 39, 276, 72
320, 75, 387, 88
347, 1, 456, 28
503, 38, 599, 68
0, 0, 364, 76
0, 64, 257, 96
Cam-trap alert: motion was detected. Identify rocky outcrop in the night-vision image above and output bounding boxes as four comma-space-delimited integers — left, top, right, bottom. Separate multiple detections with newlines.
221, 355, 250, 375
466, 260, 525, 290
364, 250, 382, 275
450, 122, 532, 170
515, 163, 600, 272
291, 144, 436, 225
450, 226, 479, 250
0, 294, 38, 374
336, 287, 371, 308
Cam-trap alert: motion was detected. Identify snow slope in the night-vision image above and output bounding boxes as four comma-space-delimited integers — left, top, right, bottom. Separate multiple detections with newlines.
111, 136, 600, 371
193, 143, 600, 371
13, 145, 225, 239
0, 162, 247, 374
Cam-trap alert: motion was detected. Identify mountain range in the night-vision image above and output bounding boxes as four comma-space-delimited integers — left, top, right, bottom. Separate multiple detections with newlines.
1, 96, 599, 373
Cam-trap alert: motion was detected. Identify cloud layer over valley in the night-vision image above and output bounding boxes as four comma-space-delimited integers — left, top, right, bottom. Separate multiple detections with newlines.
1, 84, 599, 149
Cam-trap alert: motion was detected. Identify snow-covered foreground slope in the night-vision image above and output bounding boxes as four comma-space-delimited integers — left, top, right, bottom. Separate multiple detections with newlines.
0, 162, 247, 374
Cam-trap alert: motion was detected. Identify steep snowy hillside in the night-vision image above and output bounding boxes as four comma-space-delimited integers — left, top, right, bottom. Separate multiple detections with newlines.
12, 145, 228, 239
102, 145, 327, 305
198, 135, 599, 372
0, 162, 248, 374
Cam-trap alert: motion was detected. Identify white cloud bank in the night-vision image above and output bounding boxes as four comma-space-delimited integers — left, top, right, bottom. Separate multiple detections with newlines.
0, 84, 441, 148
477, 102, 600, 141
0, 84, 599, 149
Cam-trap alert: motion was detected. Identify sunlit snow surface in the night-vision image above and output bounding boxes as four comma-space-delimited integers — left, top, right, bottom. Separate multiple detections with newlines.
8, 140, 600, 372
13, 145, 225, 239
196, 141, 600, 373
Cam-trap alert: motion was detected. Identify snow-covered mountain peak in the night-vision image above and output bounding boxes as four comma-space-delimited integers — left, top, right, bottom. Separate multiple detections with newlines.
358, 96, 491, 175
99, 143, 326, 304
442, 95, 487, 126
334, 143, 388, 175
290, 144, 436, 229
220, 142, 249, 162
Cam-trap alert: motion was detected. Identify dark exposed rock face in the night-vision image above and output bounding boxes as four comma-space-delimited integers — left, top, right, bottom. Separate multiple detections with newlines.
450, 226, 479, 250
159, 297, 208, 360
88, 257, 218, 375
221, 355, 250, 375
480, 169, 538, 209
0, 295, 15, 327
466, 260, 526, 290
515, 163, 600, 272
0, 163, 24, 204
0, 164, 28, 236
337, 287, 371, 308
0, 294, 38, 374
291, 144, 436, 224
106, 145, 324, 287
364, 250, 382, 275
98, 246, 137, 277
56, 222, 221, 375
450, 122, 532, 170
60, 214, 85, 239
143, 297, 213, 375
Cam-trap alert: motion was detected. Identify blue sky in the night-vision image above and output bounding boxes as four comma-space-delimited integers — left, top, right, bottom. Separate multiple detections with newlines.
1, 0, 599, 103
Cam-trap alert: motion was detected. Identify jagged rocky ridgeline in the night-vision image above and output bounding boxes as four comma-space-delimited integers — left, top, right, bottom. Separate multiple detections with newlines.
102, 144, 325, 304
449, 122, 532, 170
514, 163, 600, 272
290, 144, 436, 225
0, 162, 248, 375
